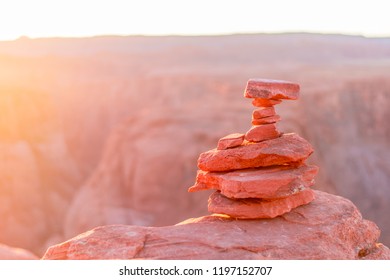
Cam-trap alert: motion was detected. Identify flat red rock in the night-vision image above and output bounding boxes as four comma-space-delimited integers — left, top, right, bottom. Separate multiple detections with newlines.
244, 78, 300, 100
42, 191, 390, 260
252, 115, 281, 125
217, 133, 245, 150
208, 189, 315, 219
252, 107, 276, 119
245, 124, 280, 142
189, 165, 319, 199
252, 98, 282, 107
198, 133, 313, 172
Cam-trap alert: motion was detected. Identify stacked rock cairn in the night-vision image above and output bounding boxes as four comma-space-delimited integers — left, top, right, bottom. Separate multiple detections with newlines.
189, 79, 319, 219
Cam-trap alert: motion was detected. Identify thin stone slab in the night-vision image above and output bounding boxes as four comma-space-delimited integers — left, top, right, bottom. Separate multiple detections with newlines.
245, 124, 280, 142
189, 164, 319, 199
217, 133, 245, 150
208, 189, 315, 219
252, 107, 276, 119
252, 98, 282, 107
244, 78, 300, 100
252, 115, 281, 125
198, 133, 313, 172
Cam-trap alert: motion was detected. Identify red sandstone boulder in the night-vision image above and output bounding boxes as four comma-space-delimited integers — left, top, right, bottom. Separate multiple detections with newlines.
252, 115, 281, 125
189, 165, 318, 199
217, 133, 245, 150
0, 243, 38, 260
42, 191, 390, 260
244, 79, 300, 100
208, 189, 315, 219
252, 98, 282, 107
245, 124, 280, 142
198, 133, 313, 172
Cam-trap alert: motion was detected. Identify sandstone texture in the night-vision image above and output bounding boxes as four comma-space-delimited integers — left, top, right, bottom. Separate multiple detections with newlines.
42, 191, 390, 260
198, 133, 313, 172
245, 124, 280, 142
244, 79, 300, 100
189, 165, 318, 199
217, 133, 245, 150
0, 243, 38, 260
252, 98, 282, 107
252, 114, 281, 125
208, 189, 315, 219
252, 107, 276, 119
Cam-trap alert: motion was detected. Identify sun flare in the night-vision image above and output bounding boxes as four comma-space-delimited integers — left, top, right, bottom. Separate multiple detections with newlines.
0, 0, 389, 41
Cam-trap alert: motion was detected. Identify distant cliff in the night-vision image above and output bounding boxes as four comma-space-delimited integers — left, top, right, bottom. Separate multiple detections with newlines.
0, 34, 389, 255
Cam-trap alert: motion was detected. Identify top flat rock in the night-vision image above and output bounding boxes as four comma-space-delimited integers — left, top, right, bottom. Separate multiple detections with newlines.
244, 79, 300, 100
198, 133, 313, 172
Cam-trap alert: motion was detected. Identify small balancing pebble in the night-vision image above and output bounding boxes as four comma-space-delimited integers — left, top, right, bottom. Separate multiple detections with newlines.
245, 124, 280, 142
252, 107, 276, 119
217, 133, 245, 150
252, 115, 281, 125
252, 98, 282, 107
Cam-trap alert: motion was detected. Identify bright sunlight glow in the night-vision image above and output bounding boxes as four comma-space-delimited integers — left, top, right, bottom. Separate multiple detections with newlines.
0, 0, 389, 41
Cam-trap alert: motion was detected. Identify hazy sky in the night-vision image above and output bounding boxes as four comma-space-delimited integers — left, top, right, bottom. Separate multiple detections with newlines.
0, 0, 389, 40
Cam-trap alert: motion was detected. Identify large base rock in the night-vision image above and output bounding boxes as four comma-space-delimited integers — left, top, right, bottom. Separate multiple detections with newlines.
43, 191, 390, 260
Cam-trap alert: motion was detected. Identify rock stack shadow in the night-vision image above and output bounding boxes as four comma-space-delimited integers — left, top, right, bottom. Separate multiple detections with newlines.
189, 78, 319, 219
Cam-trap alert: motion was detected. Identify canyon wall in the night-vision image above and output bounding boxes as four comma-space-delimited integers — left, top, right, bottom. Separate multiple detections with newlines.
0, 34, 389, 255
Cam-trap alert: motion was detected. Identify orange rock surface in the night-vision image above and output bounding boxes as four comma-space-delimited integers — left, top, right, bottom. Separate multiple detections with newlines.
208, 189, 315, 219
42, 191, 390, 260
244, 78, 300, 99
252, 115, 281, 125
198, 133, 313, 172
252, 98, 282, 107
189, 164, 318, 199
245, 124, 281, 142
252, 107, 276, 119
217, 133, 245, 150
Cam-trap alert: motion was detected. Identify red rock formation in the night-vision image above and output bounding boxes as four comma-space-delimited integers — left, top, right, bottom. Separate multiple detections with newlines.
208, 189, 315, 219
189, 165, 318, 199
217, 133, 245, 150
2, 35, 389, 255
0, 243, 38, 260
42, 191, 390, 260
245, 124, 280, 142
252, 98, 282, 107
252, 107, 276, 119
252, 114, 281, 125
198, 133, 313, 172
191, 79, 319, 219
244, 79, 300, 99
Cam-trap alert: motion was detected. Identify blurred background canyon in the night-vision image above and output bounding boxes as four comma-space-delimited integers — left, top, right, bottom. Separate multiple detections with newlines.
0, 34, 389, 256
